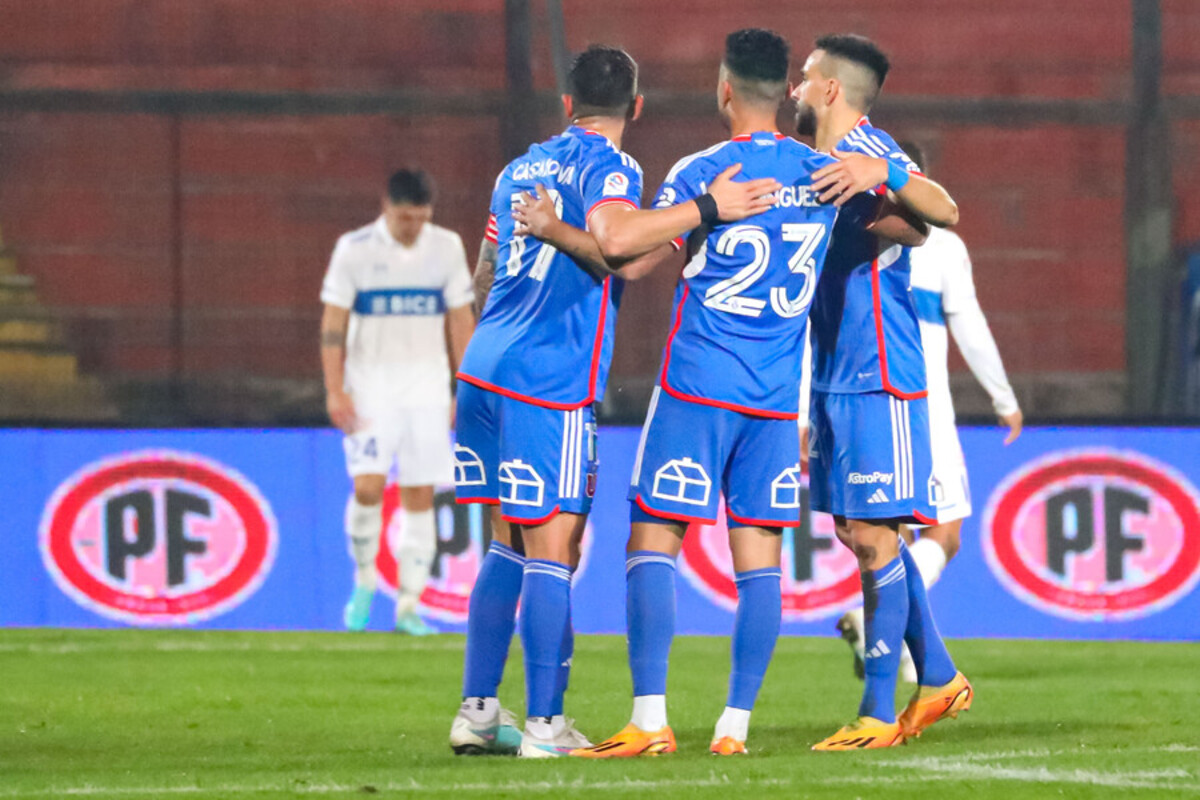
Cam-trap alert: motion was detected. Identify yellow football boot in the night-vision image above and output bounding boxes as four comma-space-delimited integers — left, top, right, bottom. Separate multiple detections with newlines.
899, 671, 973, 738
811, 716, 905, 751
569, 722, 677, 758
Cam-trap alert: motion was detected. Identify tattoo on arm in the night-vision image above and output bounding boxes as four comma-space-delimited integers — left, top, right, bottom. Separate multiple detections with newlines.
474, 239, 498, 317
320, 329, 345, 348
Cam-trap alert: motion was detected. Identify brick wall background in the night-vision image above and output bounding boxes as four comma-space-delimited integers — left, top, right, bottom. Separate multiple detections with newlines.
0, 0, 1196, 422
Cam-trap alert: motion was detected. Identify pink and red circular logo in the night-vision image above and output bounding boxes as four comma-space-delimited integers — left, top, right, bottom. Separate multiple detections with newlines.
982, 449, 1200, 621
40, 450, 278, 626
374, 485, 592, 623
680, 494, 860, 620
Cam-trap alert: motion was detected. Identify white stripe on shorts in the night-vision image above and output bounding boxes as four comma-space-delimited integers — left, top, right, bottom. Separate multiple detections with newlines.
631, 387, 660, 486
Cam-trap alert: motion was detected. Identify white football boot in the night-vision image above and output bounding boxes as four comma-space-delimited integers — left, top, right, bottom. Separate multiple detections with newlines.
449, 703, 522, 756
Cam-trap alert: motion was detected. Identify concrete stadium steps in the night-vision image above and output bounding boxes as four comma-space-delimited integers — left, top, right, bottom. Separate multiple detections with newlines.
0, 375, 118, 422
0, 232, 117, 421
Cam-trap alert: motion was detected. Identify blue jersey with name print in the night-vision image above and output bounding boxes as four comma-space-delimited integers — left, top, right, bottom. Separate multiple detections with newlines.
652, 131, 839, 419
457, 126, 643, 410
807, 117, 929, 399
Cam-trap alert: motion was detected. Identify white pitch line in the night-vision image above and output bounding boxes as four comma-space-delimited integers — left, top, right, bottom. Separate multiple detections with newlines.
5, 765, 1199, 799
0, 775, 791, 798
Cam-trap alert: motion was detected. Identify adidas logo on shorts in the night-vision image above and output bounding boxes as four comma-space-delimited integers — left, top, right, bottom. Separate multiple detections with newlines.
866, 488, 889, 504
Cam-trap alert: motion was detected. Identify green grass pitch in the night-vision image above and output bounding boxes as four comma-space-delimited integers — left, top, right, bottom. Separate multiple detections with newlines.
2, 628, 1198, 799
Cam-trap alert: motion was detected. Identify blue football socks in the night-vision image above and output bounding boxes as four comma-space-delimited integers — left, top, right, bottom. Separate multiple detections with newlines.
858, 556, 909, 723
520, 559, 573, 719
899, 541, 957, 687
626, 550, 677, 697
728, 567, 782, 710
462, 540, 524, 699
550, 596, 575, 717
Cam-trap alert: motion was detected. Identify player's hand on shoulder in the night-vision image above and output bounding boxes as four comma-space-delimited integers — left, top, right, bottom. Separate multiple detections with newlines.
812, 151, 888, 206
708, 164, 781, 222
1000, 409, 1023, 445
326, 388, 357, 435
512, 183, 559, 239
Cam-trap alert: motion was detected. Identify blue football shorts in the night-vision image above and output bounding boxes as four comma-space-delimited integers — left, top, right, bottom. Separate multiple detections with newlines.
453, 381, 597, 525
807, 389, 937, 524
629, 387, 803, 528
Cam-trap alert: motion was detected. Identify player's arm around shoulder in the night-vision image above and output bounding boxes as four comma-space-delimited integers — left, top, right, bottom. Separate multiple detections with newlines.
589, 163, 780, 262
513, 183, 681, 282
811, 149, 959, 228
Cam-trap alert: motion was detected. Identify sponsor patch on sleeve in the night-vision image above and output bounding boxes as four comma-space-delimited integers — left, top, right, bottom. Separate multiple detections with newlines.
603, 172, 630, 197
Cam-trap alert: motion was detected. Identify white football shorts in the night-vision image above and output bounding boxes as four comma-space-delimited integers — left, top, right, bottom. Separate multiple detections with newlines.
921, 412, 972, 526
342, 402, 454, 485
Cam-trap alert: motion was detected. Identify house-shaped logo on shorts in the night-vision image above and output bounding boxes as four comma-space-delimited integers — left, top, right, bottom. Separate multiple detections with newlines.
652, 457, 711, 507
499, 459, 545, 507
454, 445, 486, 487
771, 464, 804, 509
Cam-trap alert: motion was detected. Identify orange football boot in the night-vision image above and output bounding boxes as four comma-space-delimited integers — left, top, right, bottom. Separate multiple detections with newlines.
709, 736, 747, 755
811, 717, 905, 751
899, 671, 973, 738
569, 723, 676, 758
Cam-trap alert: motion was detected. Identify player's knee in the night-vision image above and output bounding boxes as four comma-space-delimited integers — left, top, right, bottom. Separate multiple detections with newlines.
942, 530, 961, 561
400, 486, 434, 512
353, 478, 386, 506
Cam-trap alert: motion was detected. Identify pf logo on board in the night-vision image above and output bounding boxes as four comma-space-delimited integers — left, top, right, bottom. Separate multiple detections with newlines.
40, 451, 278, 625
982, 449, 1200, 621
680, 478, 860, 620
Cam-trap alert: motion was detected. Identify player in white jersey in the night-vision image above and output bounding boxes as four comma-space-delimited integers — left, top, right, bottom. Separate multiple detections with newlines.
320, 169, 476, 635
833, 141, 1022, 683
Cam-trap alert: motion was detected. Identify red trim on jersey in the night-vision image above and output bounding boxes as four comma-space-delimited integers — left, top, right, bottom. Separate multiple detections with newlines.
484, 213, 498, 244
870, 257, 928, 401
670, 236, 685, 251
912, 510, 938, 526
731, 131, 786, 142
455, 276, 609, 411
586, 276, 612, 401
586, 197, 638, 225
456, 373, 593, 411
658, 284, 800, 420
502, 505, 561, 526
726, 509, 797, 528
634, 494, 717, 525
456, 496, 500, 506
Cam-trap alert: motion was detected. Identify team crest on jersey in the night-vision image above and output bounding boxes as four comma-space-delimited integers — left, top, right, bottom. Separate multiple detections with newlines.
39, 450, 278, 626
679, 486, 860, 620
652, 457, 711, 507
982, 448, 1200, 621
453, 445, 486, 487
602, 172, 630, 197
498, 459, 545, 507
771, 464, 804, 509
376, 484, 593, 622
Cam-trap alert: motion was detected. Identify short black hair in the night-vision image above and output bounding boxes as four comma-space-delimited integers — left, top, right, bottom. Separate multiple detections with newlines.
387, 169, 435, 206
815, 34, 889, 110
568, 45, 638, 117
725, 28, 789, 84
897, 140, 927, 173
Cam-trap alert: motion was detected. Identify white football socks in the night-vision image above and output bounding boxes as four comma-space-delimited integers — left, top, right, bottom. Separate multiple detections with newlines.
631, 695, 668, 732
460, 696, 499, 724
909, 537, 949, 589
345, 497, 382, 591
714, 706, 751, 742
396, 508, 436, 615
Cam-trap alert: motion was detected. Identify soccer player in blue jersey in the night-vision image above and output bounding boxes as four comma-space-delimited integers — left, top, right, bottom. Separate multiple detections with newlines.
524, 28, 882, 758
791, 34, 974, 750
448, 45, 780, 758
